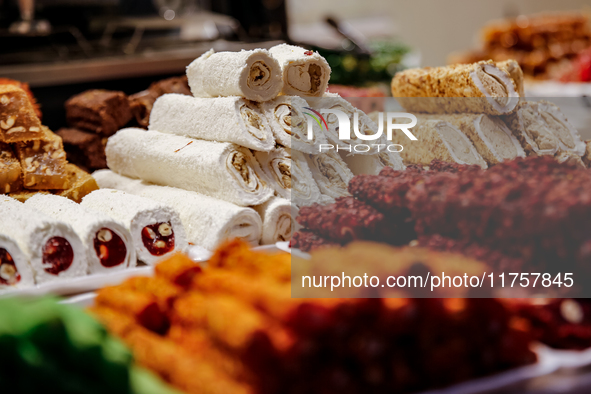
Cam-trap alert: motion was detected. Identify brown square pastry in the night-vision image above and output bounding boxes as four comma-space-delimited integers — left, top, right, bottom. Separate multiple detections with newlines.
0, 142, 22, 194
56, 127, 107, 171
14, 127, 69, 190
65, 90, 132, 136
129, 76, 191, 128
56, 163, 99, 203
0, 85, 43, 143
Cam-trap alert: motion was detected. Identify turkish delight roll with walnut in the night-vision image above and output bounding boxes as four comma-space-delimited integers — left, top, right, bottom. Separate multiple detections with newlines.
418, 114, 525, 165
187, 48, 283, 102
149, 95, 274, 152
0, 85, 43, 143
501, 101, 559, 156
391, 60, 521, 115
14, 127, 69, 190
390, 118, 487, 168
106, 128, 273, 207
0, 142, 22, 194
269, 44, 331, 97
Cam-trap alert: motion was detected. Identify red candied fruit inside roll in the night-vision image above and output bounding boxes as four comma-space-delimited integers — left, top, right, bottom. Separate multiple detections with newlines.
93, 228, 127, 268
42, 237, 74, 275
141, 222, 175, 256
0, 248, 20, 285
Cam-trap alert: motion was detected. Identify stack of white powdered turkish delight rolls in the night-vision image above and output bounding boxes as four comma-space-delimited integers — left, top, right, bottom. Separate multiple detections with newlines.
96, 44, 404, 250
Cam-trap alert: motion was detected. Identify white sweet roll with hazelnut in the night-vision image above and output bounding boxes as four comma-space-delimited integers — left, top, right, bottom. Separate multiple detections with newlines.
149, 95, 274, 152
0, 196, 86, 286
24, 194, 136, 274
258, 95, 328, 153
106, 128, 273, 207
186, 48, 283, 102
254, 196, 294, 245
290, 150, 322, 207
269, 44, 331, 97
306, 149, 354, 200
92, 170, 263, 250
254, 147, 291, 200
0, 197, 35, 291
81, 189, 188, 265
306, 94, 384, 155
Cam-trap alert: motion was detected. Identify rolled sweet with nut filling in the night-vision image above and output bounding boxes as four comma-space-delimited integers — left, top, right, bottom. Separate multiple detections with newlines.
81, 189, 187, 265
0, 198, 34, 291
25, 194, 136, 274
254, 147, 291, 200
501, 101, 559, 156
254, 196, 294, 245
106, 128, 273, 207
306, 94, 384, 155
390, 118, 488, 168
391, 60, 521, 115
537, 101, 586, 157
150, 95, 274, 152
306, 150, 354, 200
0, 196, 86, 286
290, 150, 322, 207
259, 95, 328, 153
419, 114, 525, 165
92, 170, 263, 251
186, 48, 282, 102
269, 44, 331, 97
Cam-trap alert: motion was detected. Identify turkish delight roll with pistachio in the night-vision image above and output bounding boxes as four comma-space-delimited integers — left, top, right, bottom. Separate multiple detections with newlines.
25, 194, 136, 274
254, 147, 291, 200
537, 101, 586, 156
270, 44, 331, 97
390, 119, 487, 168
0, 85, 43, 143
186, 48, 282, 102
419, 114, 525, 165
501, 101, 559, 156
149, 95, 274, 152
0, 196, 86, 285
106, 128, 273, 207
0, 142, 22, 194
92, 170, 263, 250
391, 60, 521, 115
306, 150, 354, 199
81, 189, 187, 265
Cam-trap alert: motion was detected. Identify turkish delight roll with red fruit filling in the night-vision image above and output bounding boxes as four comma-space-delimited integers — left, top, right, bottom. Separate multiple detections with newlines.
81, 189, 187, 265
0, 196, 86, 285
25, 194, 136, 274
0, 198, 34, 290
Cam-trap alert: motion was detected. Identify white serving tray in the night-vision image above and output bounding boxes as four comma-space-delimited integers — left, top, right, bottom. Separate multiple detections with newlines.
0, 244, 282, 298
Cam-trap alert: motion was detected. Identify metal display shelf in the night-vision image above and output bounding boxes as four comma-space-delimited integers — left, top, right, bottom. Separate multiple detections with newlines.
0, 40, 283, 87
